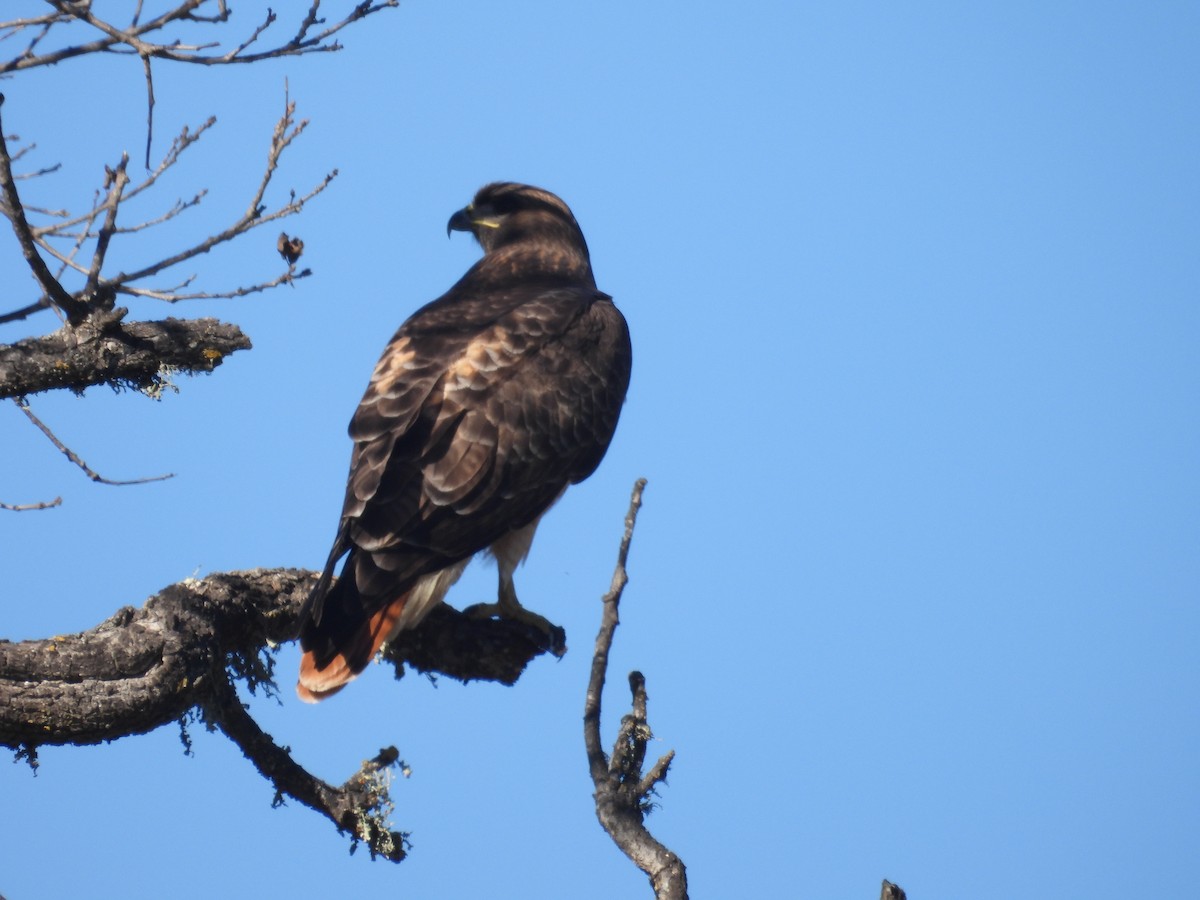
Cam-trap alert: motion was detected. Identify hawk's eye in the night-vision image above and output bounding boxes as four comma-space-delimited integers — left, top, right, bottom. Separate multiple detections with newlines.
489, 194, 520, 215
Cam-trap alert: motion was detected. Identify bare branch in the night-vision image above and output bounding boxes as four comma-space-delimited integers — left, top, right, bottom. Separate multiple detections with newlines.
16, 397, 175, 485
116, 266, 312, 303
0, 12, 70, 33
0, 297, 49, 325
583, 479, 689, 900
33, 117, 216, 237
112, 190, 207, 235
0, 495, 62, 511
85, 154, 130, 297
6, 101, 319, 316
0, 95, 88, 323
3, 2, 400, 74
226, 6, 278, 59
14, 161, 61, 180
142, 52, 155, 168
108, 103, 336, 291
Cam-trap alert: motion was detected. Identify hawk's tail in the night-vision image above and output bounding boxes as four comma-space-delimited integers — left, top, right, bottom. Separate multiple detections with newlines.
296, 586, 411, 703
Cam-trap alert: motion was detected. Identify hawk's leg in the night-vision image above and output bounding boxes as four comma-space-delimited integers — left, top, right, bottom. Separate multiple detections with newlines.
464, 573, 566, 657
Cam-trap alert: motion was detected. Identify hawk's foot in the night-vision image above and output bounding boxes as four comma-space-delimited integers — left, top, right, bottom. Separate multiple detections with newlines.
464, 598, 567, 658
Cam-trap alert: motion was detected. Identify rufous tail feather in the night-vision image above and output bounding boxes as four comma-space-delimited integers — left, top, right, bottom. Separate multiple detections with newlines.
296, 592, 409, 703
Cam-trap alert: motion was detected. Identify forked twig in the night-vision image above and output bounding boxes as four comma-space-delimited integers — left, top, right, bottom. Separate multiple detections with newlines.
3, 2, 400, 74
584, 479, 689, 900
7, 97, 328, 314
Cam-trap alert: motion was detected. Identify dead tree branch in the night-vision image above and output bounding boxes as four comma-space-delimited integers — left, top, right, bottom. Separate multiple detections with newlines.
15, 397, 175, 484
0, 569, 312, 748
4, 100, 331, 322
0, 94, 89, 324
1, 2, 401, 74
207, 660, 410, 862
0, 494, 61, 511
584, 479, 688, 900
0, 565, 562, 861
0, 311, 252, 398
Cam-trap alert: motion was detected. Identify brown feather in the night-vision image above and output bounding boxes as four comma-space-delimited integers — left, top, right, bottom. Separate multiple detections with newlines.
297, 183, 631, 699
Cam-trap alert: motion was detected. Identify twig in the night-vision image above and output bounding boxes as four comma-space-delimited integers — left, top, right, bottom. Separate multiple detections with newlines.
583, 479, 688, 900
31, 118, 215, 239
0, 496, 62, 511
85, 154, 129, 298
15, 398, 175, 485
14, 102, 324, 308
109, 105, 336, 290
113, 191, 206, 234
14, 161, 61, 180
227, 7, 279, 59
141, 53, 155, 168
3, 2, 399, 74
0, 297, 49, 325
115, 266, 311, 302
0, 95, 88, 323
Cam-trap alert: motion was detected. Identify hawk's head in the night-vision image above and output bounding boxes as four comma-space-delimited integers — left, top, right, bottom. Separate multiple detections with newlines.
447, 183, 590, 264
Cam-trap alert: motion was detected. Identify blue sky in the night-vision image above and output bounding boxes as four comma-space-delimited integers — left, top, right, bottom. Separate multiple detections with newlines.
2, 2, 1197, 897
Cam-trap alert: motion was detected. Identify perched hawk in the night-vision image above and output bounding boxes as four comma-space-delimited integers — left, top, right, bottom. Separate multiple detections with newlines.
297, 183, 632, 702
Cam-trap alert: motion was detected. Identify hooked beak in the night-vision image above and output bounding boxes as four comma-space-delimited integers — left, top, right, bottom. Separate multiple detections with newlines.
446, 206, 473, 238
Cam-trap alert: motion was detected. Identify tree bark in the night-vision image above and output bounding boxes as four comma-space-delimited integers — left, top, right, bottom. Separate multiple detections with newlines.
0, 568, 558, 749
0, 566, 562, 861
0, 310, 252, 399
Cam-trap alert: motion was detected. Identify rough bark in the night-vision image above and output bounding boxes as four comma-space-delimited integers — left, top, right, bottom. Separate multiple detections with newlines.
0, 569, 306, 747
584, 480, 689, 900
0, 309, 252, 399
0, 568, 555, 749
0, 566, 558, 861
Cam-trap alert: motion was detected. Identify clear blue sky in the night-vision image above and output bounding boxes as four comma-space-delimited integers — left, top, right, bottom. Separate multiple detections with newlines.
2, 2, 1197, 897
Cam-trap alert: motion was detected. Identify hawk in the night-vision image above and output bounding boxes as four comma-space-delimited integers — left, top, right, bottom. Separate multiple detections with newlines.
297, 183, 632, 702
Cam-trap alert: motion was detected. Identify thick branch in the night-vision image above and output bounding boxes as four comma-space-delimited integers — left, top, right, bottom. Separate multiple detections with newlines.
0, 311, 252, 398
0, 569, 309, 747
0, 567, 414, 860
0, 564, 568, 861
583, 479, 688, 900
0, 568, 563, 749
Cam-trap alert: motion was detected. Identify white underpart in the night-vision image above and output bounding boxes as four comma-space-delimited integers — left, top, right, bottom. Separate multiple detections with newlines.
385, 560, 469, 638
486, 514, 544, 603
383, 493, 563, 643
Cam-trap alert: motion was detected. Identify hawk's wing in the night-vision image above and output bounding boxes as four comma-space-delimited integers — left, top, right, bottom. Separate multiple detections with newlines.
303, 281, 631, 638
